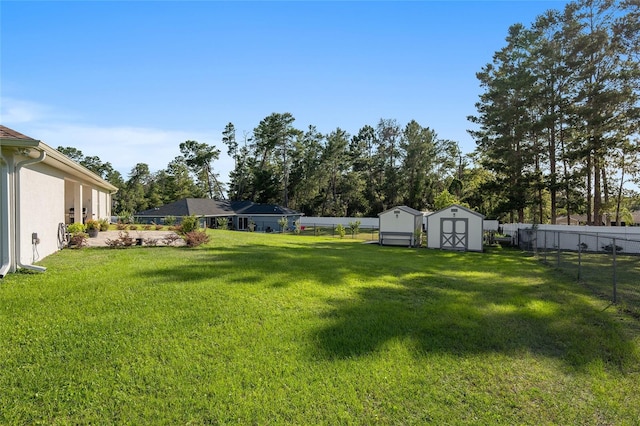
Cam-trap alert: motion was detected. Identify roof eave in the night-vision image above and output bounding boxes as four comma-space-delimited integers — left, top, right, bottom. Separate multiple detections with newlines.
2, 139, 118, 192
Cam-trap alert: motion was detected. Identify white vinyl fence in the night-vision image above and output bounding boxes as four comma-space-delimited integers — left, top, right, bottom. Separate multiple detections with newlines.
300, 217, 379, 229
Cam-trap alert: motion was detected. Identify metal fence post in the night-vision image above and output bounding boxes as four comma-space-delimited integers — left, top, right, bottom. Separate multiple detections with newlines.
556, 231, 561, 267
612, 237, 617, 304
578, 233, 582, 281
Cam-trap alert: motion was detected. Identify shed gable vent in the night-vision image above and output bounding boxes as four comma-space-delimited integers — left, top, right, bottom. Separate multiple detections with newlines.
451, 208, 458, 212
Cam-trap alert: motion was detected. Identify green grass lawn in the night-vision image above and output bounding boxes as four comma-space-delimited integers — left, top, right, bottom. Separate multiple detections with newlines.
1, 231, 639, 424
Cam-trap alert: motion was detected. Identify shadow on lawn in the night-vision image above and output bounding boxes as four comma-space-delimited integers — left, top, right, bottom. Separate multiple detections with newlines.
139, 240, 639, 371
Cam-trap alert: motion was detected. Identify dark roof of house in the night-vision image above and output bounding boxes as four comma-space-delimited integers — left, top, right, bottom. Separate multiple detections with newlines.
0, 125, 37, 141
232, 201, 300, 216
136, 198, 301, 217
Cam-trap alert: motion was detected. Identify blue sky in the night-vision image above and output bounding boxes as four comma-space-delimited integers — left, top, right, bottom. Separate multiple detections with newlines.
1, 1, 570, 182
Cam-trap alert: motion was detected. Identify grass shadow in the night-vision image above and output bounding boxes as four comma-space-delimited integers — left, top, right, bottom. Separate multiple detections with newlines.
135, 233, 639, 371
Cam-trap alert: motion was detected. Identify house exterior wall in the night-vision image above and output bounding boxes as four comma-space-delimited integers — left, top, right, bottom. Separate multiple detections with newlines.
18, 162, 67, 266
245, 215, 301, 232
0, 152, 11, 275
1, 129, 117, 276
426, 206, 484, 252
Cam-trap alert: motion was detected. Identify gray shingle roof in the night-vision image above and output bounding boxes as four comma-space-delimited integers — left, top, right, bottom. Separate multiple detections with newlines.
136, 198, 301, 217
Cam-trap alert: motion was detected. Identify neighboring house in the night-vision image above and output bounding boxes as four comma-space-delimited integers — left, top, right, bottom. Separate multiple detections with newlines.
378, 205, 424, 247
135, 198, 303, 232
426, 204, 485, 252
1, 125, 118, 277
556, 212, 640, 227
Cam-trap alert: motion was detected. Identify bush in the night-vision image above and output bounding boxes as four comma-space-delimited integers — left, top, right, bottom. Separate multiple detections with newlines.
155, 224, 164, 231
216, 217, 228, 230
67, 222, 86, 234
98, 218, 110, 231
143, 224, 152, 231
183, 230, 210, 248
118, 211, 134, 224
179, 215, 200, 234
116, 222, 128, 231
336, 223, 346, 238
278, 217, 289, 233
348, 220, 361, 238
144, 238, 159, 247
162, 233, 182, 246
164, 215, 176, 226
68, 232, 88, 248
105, 231, 136, 248
85, 219, 100, 231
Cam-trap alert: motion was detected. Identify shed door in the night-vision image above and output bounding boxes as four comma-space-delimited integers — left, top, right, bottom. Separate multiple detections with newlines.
440, 218, 468, 250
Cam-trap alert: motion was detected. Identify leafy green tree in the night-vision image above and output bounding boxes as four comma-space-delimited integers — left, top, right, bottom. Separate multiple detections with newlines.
433, 189, 460, 210
179, 140, 223, 199
251, 112, 299, 206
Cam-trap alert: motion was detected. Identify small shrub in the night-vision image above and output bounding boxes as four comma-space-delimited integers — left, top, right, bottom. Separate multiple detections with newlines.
294, 219, 302, 235
179, 215, 200, 234
143, 224, 152, 231
118, 211, 133, 224
155, 225, 164, 231
69, 232, 88, 248
183, 230, 210, 248
336, 223, 346, 238
162, 233, 182, 246
120, 231, 135, 247
85, 219, 100, 231
106, 231, 135, 248
116, 222, 128, 231
98, 218, 110, 231
129, 225, 138, 231
164, 215, 176, 226
216, 217, 228, 230
67, 222, 86, 234
278, 217, 288, 233
144, 238, 159, 247
104, 237, 123, 248
349, 220, 361, 238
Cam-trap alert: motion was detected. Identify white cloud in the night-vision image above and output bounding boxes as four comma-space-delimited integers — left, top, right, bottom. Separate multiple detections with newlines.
0, 97, 53, 123
32, 124, 234, 181
1, 97, 233, 182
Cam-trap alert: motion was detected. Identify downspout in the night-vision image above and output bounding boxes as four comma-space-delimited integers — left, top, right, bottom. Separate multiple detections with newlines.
15, 148, 47, 273
0, 151, 11, 278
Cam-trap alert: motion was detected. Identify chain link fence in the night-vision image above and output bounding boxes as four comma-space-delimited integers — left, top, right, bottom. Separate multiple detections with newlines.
298, 224, 379, 241
518, 228, 640, 317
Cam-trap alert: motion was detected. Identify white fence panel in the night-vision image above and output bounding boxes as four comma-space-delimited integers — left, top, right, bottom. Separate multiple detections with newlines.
301, 217, 379, 228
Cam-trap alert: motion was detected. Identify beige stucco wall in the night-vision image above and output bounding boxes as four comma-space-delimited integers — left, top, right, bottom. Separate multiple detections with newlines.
18, 162, 66, 266
12, 156, 113, 268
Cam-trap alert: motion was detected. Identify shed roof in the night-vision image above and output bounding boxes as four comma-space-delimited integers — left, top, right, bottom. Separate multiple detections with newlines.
378, 205, 424, 217
427, 204, 485, 219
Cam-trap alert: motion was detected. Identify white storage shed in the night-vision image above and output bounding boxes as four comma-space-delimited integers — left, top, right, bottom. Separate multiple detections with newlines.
378, 205, 424, 247
426, 204, 485, 252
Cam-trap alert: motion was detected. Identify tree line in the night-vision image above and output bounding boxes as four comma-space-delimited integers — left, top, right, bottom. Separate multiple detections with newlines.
470, 0, 639, 225
59, 0, 640, 224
